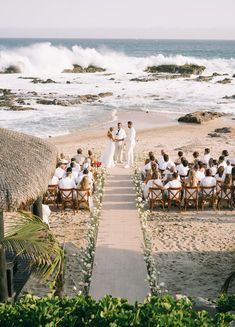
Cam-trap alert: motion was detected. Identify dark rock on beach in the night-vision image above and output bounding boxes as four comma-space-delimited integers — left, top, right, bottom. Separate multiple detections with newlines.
222, 95, 235, 100
145, 64, 206, 75
217, 78, 232, 84
178, 111, 223, 124
62, 64, 105, 73
194, 75, 213, 82
214, 127, 231, 133
0, 65, 21, 73
31, 78, 57, 84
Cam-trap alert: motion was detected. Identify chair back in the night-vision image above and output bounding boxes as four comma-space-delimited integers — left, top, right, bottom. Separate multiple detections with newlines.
218, 185, 233, 201
184, 186, 199, 200
75, 188, 90, 202
216, 180, 223, 192
200, 186, 216, 198
168, 187, 182, 201
149, 187, 163, 200
59, 188, 74, 201
44, 184, 58, 204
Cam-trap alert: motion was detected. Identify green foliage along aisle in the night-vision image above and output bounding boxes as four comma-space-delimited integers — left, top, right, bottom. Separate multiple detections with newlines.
0, 294, 234, 326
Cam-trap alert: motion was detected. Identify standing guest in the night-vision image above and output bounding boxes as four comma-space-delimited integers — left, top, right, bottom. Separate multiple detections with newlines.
54, 162, 66, 179
74, 148, 86, 165
202, 148, 211, 165
114, 122, 126, 164
125, 121, 136, 168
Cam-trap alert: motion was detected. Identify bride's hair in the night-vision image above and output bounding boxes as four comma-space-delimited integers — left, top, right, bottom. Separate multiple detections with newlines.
107, 127, 114, 138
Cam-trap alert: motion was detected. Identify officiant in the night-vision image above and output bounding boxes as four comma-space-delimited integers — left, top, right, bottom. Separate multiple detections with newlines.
114, 122, 126, 164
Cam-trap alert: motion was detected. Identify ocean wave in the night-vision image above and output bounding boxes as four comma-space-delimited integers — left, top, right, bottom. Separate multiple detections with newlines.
0, 42, 235, 75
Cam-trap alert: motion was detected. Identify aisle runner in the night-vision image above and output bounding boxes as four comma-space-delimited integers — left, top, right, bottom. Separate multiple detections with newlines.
89, 166, 149, 302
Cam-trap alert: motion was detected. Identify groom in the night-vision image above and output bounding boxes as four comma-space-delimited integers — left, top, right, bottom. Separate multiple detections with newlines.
124, 121, 136, 168
114, 122, 126, 164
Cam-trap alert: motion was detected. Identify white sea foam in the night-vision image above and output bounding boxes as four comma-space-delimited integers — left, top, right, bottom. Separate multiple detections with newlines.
0, 42, 235, 75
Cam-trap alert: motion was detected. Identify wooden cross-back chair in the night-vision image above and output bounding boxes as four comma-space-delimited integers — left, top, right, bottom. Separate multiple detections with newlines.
43, 184, 58, 209
167, 187, 182, 211
216, 180, 223, 193
200, 186, 216, 210
149, 187, 165, 211
59, 188, 75, 211
74, 188, 91, 211
217, 186, 233, 210
183, 186, 199, 211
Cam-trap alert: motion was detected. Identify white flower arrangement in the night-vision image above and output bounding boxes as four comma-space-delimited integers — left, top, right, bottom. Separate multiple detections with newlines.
133, 166, 167, 296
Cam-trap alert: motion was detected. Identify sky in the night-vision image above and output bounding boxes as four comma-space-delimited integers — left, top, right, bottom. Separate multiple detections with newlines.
0, 0, 235, 39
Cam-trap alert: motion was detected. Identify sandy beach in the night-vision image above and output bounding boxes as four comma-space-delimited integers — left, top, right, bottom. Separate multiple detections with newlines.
49, 111, 235, 300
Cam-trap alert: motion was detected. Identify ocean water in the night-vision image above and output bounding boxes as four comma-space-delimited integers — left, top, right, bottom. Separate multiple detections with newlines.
0, 38, 235, 137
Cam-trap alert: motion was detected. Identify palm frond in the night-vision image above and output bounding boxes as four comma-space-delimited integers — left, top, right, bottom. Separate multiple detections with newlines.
221, 271, 235, 294
2, 211, 64, 283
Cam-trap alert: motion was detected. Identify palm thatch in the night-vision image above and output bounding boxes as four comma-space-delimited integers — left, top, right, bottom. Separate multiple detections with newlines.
0, 128, 57, 211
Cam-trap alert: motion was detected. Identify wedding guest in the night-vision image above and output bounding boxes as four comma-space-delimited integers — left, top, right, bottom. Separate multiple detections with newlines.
218, 155, 227, 169
200, 169, 216, 193
224, 160, 233, 175
48, 175, 59, 185
177, 159, 189, 177
215, 166, 225, 182
202, 148, 211, 165
185, 169, 199, 187
194, 164, 205, 182
141, 159, 151, 180
114, 122, 126, 164
125, 121, 136, 168
78, 175, 94, 209
74, 148, 86, 165
158, 150, 166, 169
208, 158, 217, 176
193, 151, 200, 165
144, 171, 163, 199
222, 150, 229, 162
59, 168, 76, 193
175, 151, 184, 165
54, 162, 66, 179
163, 172, 182, 198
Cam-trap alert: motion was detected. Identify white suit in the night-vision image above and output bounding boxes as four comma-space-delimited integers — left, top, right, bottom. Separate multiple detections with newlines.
126, 126, 136, 166
114, 128, 126, 163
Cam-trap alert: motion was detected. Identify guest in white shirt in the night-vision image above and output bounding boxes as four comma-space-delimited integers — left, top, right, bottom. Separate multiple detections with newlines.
54, 162, 66, 179
160, 154, 175, 172
125, 121, 136, 168
218, 156, 227, 169
177, 159, 189, 177
144, 171, 163, 199
114, 122, 126, 164
224, 160, 233, 176
222, 150, 229, 162
194, 165, 205, 182
76, 169, 94, 190
175, 151, 184, 165
208, 158, 217, 177
215, 166, 225, 182
59, 168, 76, 196
74, 148, 86, 165
193, 151, 200, 165
49, 175, 59, 185
202, 148, 211, 165
164, 172, 182, 199
70, 158, 81, 172
200, 169, 216, 194
70, 162, 79, 180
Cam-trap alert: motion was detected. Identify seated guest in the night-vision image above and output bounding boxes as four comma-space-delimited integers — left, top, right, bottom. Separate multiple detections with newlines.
74, 148, 86, 165
54, 162, 67, 179
208, 158, 217, 176
177, 159, 189, 177
144, 171, 163, 199
162, 166, 178, 183
158, 150, 166, 170
193, 151, 200, 165
76, 169, 94, 190
70, 158, 81, 172
70, 162, 79, 180
57, 153, 67, 164
164, 172, 182, 190
141, 159, 151, 180
224, 160, 233, 175
175, 151, 184, 165
48, 175, 59, 185
77, 175, 93, 209
200, 169, 216, 193
185, 169, 199, 187
222, 150, 229, 162
59, 168, 76, 195
218, 156, 227, 168
159, 154, 175, 171
219, 174, 233, 200
194, 164, 205, 182
215, 166, 225, 182
202, 148, 211, 165
87, 150, 96, 167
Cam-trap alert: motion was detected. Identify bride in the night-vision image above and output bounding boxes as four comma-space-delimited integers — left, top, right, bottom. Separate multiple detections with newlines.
101, 127, 116, 168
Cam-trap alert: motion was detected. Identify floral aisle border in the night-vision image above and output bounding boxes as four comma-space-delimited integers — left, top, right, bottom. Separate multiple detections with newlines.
81, 167, 106, 295
133, 167, 166, 295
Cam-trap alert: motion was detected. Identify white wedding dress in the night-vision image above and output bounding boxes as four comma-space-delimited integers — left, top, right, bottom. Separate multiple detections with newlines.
101, 133, 115, 168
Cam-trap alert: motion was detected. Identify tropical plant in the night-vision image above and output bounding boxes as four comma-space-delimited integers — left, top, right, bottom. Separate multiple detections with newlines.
221, 271, 235, 295
1, 211, 64, 296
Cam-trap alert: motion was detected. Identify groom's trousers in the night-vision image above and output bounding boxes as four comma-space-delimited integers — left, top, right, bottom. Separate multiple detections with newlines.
114, 142, 124, 163
127, 142, 135, 166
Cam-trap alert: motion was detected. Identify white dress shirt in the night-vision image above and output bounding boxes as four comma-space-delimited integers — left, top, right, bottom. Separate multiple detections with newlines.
54, 167, 66, 179
115, 128, 126, 141
49, 176, 59, 185
177, 164, 189, 176
145, 179, 163, 199
59, 176, 76, 189
74, 154, 86, 165
202, 153, 211, 165
126, 127, 136, 146
195, 171, 205, 182
200, 176, 216, 188
165, 179, 182, 189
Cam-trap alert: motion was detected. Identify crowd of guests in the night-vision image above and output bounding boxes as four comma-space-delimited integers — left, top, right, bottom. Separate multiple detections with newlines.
45, 148, 99, 210
141, 148, 235, 209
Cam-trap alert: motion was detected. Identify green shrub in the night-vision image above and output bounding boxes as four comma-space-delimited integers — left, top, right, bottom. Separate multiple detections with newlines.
217, 294, 235, 313
0, 294, 234, 326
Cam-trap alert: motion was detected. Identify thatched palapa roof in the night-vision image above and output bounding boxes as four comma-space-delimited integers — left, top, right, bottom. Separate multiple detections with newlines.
0, 128, 57, 211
